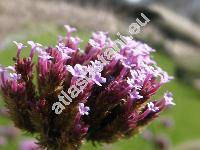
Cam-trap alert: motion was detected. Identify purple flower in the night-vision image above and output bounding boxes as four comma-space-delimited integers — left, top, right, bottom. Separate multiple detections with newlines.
79, 103, 90, 116
152, 66, 173, 84
36, 47, 53, 61
89, 39, 101, 50
164, 92, 175, 106
20, 139, 41, 150
0, 68, 8, 87
9, 73, 21, 80
37, 50, 53, 61
90, 60, 104, 71
13, 41, 26, 58
147, 102, 159, 112
38, 55, 54, 61
56, 42, 75, 53
64, 25, 77, 34
66, 64, 88, 78
13, 41, 26, 50
130, 90, 143, 100
90, 72, 106, 86
127, 78, 142, 90
92, 31, 108, 47
0, 67, 3, 72
27, 41, 42, 49
56, 43, 73, 60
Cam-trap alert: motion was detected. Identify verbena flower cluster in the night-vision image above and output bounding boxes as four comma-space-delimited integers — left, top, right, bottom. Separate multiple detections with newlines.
0, 25, 175, 150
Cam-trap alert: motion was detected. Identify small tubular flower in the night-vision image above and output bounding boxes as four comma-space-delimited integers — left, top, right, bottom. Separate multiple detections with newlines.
164, 92, 176, 106
79, 103, 90, 116
147, 102, 159, 112
13, 41, 27, 58
9, 73, 21, 80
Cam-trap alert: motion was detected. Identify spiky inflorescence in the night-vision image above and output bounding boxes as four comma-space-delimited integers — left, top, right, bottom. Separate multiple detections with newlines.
0, 26, 175, 150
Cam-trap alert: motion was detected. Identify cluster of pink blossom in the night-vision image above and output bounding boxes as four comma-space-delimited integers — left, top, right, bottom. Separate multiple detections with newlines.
0, 25, 175, 150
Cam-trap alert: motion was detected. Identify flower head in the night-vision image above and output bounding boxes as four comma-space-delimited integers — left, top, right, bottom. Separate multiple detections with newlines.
0, 25, 174, 150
